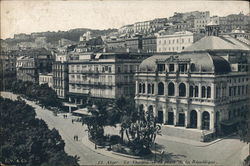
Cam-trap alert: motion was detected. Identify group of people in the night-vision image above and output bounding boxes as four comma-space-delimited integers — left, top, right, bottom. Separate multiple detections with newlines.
63, 114, 68, 118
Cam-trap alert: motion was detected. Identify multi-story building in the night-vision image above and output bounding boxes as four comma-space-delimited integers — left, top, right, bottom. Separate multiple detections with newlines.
52, 53, 69, 99
67, 52, 151, 106
219, 12, 250, 33
39, 73, 53, 88
142, 36, 157, 53
105, 35, 143, 53
133, 18, 167, 34
16, 56, 37, 82
16, 50, 53, 83
118, 24, 134, 34
0, 51, 16, 90
156, 31, 194, 53
135, 25, 250, 141
194, 16, 219, 30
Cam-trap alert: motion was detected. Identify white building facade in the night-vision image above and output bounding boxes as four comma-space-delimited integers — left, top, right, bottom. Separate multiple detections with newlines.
156, 31, 194, 53
135, 52, 249, 140
39, 73, 53, 88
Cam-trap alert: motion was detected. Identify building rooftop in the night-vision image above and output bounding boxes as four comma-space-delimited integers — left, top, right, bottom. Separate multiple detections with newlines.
139, 52, 231, 74
184, 36, 250, 52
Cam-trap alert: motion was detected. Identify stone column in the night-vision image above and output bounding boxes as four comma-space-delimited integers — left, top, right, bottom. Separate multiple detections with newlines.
69, 106, 72, 113
185, 110, 190, 128
210, 111, 215, 132
174, 108, 178, 126
145, 81, 148, 94
154, 81, 158, 96
186, 83, 189, 97
175, 64, 178, 72
175, 82, 179, 97
135, 81, 138, 95
153, 105, 157, 117
199, 83, 202, 98
163, 107, 168, 124
80, 99, 83, 105
197, 110, 202, 129
212, 83, 216, 99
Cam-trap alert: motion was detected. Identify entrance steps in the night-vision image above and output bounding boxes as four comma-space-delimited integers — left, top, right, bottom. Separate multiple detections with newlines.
160, 125, 206, 142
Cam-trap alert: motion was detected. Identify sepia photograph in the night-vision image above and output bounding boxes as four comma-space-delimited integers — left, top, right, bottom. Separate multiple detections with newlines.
0, 0, 250, 166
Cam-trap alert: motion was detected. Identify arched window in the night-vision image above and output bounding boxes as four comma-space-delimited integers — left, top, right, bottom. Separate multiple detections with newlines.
207, 86, 211, 98
202, 86, 206, 98
189, 85, 194, 97
179, 83, 186, 97
195, 86, 199, 97
168, 82, 175, 96
148, 84, 151, 94
142, 83, 145, 93
139, 83, 142, 93
152, 84, 155, 94
158, 82, 164, 95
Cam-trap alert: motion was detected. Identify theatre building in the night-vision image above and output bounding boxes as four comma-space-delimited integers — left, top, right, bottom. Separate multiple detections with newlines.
135, 25, 250, 141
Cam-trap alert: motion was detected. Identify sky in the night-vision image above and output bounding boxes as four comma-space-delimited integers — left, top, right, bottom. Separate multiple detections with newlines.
1, 0, 249, 39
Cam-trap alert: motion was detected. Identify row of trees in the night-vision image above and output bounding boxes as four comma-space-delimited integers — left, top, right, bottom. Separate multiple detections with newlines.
8, 80, 63, 109
0, 97, 79, 166
82, 96, 161, 156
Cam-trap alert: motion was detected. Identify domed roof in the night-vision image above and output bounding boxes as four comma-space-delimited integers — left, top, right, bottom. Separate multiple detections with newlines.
139, 52, 231, 74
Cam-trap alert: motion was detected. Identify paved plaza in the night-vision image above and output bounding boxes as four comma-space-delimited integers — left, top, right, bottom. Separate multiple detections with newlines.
1, 92, 248, 166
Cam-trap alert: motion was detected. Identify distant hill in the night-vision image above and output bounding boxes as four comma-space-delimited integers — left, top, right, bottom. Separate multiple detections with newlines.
3, 28, 118, 46
40, 28, 117, 44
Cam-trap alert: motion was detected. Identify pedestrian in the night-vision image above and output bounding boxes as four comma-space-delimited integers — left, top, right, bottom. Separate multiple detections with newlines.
72, 119, 74, 124
76, 135, 78, 141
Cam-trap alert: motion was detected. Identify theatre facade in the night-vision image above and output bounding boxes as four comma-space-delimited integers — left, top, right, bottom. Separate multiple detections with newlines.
135, 34, 250, 137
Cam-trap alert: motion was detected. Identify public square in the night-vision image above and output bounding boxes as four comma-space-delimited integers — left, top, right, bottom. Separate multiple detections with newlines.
1, 92, 248, 166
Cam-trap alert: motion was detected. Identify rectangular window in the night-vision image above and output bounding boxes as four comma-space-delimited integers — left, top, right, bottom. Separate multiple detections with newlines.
117, 66, 121, 73
124, 65, 128, 72
108, 66, 112, 73
157, 64, 165, 72
169, 64, 175, 72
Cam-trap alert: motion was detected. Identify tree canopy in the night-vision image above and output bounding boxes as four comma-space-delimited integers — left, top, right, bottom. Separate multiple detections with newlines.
0, 97, 79, 166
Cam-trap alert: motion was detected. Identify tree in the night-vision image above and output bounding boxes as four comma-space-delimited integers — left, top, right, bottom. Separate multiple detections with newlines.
9, 80, 63, 109
0, 97, 79, 166
238, 107, 250, 160
120, 109, 161, 155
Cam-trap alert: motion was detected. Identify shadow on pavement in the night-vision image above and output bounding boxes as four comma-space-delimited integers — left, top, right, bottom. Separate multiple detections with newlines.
143, 143, 187, 164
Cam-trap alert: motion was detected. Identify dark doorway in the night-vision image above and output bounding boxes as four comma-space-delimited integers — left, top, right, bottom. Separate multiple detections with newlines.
202, 111, 210, 130
157, 111, 163, 124
178, 113, 185, 126
190, 110, 197, 128
168, 112, 174, 125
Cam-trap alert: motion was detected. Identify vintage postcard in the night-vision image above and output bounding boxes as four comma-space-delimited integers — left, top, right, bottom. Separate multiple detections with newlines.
0, 0, 250, 166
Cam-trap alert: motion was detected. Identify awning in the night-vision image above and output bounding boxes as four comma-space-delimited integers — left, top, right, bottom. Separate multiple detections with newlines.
73, 108, 92, 116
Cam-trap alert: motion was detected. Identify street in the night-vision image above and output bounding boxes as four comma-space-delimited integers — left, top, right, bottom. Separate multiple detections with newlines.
1, 91, 248, 166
